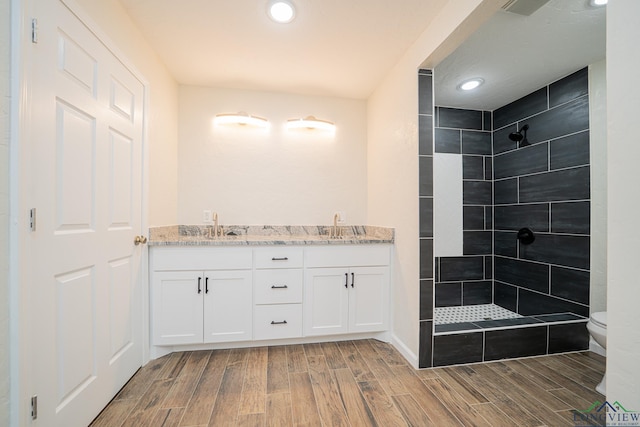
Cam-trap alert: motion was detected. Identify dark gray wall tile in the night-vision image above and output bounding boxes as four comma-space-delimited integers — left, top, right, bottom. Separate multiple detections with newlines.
484, 256, 493, 279
420, 280, 433, 320
485, 158, 493, 180
419, 115, 433, 155
551, 266, 590, 305
462, 131, 492, 155
433, 333, 483, 366
495, 257, 550, 293
420, 238, 433, 279
494, 204, 550, 232
549, 68, 588, 108
435, 257, 440, 282
518, 289, 589, 317
419, 198, 433, 238
440, 256, 485, 281
548, 322, 590, 353
463, 181, 492, 205
493, 124, 519, 155
494, 179, 518, 205
463, 156, 485, 180
524, 96, 590, 145
551, 201, 590, 234
464, 206, 485, 230
419, 321, 433, 368
520, 234, 590, 270
550, 131, 590, 170
483, 111, 492, 131
495, 282, 518, 312
494, 87, 548, 130
485, 206, 493, 230
418, 74, 433, 115
435, 282, 462, 307
464, 231, 492, 255
519, 166, 590, 203
436, 323, 481, 333
419, 156, 433, 197
473, 317, 542, 328
494, 143, 549, 179
485, 327, 548, 361
495, 231, 517, 257
438, 107, 483, 130
435, 128, 461, 153
463, 281, 493, 305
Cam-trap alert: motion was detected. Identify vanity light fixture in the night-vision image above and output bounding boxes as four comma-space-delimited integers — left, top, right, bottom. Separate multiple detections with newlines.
286, 116, 336, 132
214, 112, 269, 128
267, 0, 296, 24
457, 78, 484, 91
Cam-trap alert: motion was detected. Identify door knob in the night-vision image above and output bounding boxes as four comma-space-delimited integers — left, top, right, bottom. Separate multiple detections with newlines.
134, 235, 148, 245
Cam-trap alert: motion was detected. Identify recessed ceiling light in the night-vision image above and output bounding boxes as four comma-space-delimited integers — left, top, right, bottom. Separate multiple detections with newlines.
590, 0, 607, 6
268, 1, 295, 24
457, 78, 484, 91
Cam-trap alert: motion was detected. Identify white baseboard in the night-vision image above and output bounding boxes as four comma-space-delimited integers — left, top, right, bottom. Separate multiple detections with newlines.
390, 334, 419, 368
589, 338, 606, 357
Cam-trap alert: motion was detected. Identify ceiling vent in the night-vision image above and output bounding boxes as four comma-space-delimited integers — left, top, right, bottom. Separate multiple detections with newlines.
502, 0, 550, 16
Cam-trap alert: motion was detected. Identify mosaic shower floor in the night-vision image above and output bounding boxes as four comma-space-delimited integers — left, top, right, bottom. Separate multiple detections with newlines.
434, 304, 522, 325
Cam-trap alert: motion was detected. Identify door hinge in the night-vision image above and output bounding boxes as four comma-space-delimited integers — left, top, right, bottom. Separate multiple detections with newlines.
31, 18, 38, 43
29, 208, 36, 231
31, 395, 38, 420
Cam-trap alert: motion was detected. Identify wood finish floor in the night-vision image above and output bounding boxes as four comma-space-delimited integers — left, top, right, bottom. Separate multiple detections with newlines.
90, 340, 606, 427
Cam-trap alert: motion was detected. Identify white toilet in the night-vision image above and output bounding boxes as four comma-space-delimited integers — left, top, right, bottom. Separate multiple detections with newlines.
586, 311, 607, 395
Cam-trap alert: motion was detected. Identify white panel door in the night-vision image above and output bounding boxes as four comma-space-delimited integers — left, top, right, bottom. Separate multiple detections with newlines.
151, 272, 204, 346
349, 267, 389, 333
29, 0, 145, 425
203, 270, 253, 343
304, 268, 349, 336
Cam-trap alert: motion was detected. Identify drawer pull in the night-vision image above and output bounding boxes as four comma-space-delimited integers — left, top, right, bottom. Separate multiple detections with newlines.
271, 285, 289, 289
270, 320, 288, 325
344, 273, 348, 288
197, 277, 202, 294
271, 257, 289, 261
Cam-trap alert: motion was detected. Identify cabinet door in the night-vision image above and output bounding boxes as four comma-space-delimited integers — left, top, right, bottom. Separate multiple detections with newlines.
304, 268, 349, 336
203, 270, 253, 343
349, 267, 389, 333
152, 271, 203, 345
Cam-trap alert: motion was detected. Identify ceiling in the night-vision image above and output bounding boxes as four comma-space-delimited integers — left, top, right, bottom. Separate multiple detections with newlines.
118, 0, 449, 100
118, 0, 605, 106
434, 0, 606, 111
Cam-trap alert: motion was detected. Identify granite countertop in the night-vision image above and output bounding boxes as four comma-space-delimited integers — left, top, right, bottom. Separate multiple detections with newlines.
148, 225, 394, 246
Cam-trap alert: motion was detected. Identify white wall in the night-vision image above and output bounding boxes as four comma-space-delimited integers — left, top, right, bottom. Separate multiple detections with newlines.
177, 86, 368, 226
606, 0, 640, 409
367, 0, 497, 365
73, 0, 179, 227
0, 0, 10, 422
589, 60, 607, 314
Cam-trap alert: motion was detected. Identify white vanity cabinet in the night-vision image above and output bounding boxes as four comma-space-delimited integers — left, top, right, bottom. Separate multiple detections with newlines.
151, 247, 253, 345
253, 247, 304, 340
303, 246, 390, 336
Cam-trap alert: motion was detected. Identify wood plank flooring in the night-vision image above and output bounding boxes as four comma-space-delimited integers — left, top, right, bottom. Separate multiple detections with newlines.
90, 340, 605, 426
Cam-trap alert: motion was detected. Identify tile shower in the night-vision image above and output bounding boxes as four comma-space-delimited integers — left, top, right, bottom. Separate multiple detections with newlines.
418, 68, 591, 368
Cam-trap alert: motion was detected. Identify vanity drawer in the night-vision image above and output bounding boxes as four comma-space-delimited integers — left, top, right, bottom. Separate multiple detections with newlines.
254, 304, 303, 340
254, 247, 303, 269
254, 269, 303, 304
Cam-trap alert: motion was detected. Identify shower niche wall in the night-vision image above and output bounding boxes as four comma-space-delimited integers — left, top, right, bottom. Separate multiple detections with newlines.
418, 68, 591, 368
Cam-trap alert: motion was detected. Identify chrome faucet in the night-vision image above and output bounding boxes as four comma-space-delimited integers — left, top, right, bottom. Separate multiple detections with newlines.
329, 213, 342, 238
208, 212, 222, 238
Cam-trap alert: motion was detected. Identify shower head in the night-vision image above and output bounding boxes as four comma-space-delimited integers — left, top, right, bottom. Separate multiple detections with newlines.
509, 124, 530, 147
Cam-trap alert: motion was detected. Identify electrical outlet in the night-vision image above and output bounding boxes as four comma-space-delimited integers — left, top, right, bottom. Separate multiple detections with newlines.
203, 210, 212, 223
336, 211, 346, 223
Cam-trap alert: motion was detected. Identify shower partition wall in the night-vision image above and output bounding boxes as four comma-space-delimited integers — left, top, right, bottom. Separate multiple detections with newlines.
418, 68, 591, 368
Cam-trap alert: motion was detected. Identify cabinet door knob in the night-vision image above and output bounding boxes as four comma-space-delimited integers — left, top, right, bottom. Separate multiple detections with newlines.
134, 235, 147, 245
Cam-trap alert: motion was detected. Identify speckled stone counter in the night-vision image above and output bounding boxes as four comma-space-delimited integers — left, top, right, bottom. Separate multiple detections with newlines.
149, 225, 394, 246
